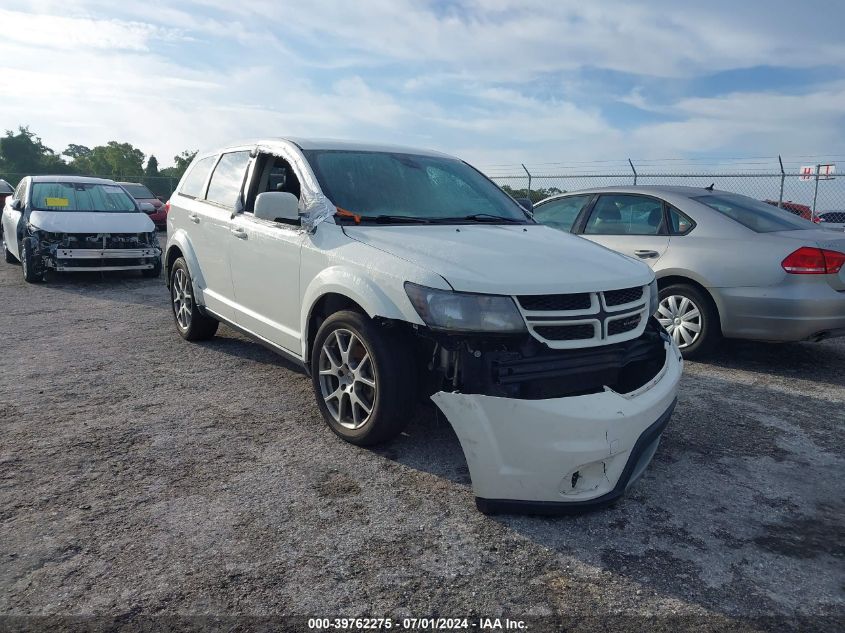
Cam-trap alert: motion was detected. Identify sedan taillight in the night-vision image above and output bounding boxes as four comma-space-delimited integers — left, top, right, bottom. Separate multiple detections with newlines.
164, 201, 170, 214
782, 247, 845, 274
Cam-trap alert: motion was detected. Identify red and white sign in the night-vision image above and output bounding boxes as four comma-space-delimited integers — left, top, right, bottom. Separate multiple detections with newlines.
799, 164, 836, 181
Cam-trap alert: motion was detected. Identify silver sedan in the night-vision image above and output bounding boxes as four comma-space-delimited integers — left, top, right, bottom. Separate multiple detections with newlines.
532, 186, 845, 357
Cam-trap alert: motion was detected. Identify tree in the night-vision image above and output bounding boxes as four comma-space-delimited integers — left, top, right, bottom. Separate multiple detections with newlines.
159, 149, 198, 181
63, 144, 92, 160
0, 126, 69, 183
71, 141, 145, 180
145, 155, 159, 178
501, 184, 566, 203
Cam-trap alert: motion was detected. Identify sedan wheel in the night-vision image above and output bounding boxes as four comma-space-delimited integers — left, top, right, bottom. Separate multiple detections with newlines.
318, 328, 377, 430
657, 294, 702, 349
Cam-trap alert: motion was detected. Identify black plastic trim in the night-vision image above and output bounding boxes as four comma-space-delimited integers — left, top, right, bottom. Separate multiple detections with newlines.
475, 397, 677, 516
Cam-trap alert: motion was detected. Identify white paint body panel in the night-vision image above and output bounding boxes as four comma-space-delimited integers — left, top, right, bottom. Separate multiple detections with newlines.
431, 342, 682, 503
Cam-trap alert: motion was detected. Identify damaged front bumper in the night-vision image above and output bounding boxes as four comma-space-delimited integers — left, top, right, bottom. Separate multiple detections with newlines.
431, 341, 682, 515
50, 247, 161, 272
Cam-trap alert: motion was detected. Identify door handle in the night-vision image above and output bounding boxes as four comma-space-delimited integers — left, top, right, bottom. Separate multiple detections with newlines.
230, 228, 248, 239
189, 213, 200, 224
635, 249, 659, 258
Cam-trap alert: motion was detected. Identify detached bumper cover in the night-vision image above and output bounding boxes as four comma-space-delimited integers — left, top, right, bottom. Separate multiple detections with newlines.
431, 342, 682, 514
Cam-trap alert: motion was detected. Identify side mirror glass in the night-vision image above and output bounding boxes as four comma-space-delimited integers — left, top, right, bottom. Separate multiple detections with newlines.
255, 191, 299, 223
139, 202, 156, 213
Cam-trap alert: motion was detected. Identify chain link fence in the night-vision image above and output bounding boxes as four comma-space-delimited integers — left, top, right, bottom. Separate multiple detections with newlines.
0, 173, 179, 199
487, 159, 845, 223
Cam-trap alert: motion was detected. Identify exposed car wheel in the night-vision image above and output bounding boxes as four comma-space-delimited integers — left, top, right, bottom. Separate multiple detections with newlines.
311, 310, 416, 446
657, 283, 720, 358
170, 257, 218, 341
21, 238, 44, 283
142, 257, 163, 278
3, 232, 15, 263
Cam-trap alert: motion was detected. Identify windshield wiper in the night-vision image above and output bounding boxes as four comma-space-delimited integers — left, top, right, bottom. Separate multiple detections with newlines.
451, 213, 527, 223
370, 215, 432, 224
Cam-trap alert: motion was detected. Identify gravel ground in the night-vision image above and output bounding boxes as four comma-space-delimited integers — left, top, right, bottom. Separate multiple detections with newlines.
1, 235, 843, 631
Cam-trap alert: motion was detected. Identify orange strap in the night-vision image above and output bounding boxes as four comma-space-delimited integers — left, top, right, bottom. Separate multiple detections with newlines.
334, 206, 361, 224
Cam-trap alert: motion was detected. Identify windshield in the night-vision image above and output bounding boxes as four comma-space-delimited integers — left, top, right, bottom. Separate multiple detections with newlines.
693, 193, 812, 233
121, 184, 156, 199
31, 182, 138, 213
303, 150, 530, 223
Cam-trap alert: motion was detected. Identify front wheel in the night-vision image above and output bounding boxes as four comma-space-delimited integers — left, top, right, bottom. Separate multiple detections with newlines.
3, 232, 15, 263
21, 238, 44, 283
170, 257, 218, 341
311, 310, 416, 446
657, 283, 720, 358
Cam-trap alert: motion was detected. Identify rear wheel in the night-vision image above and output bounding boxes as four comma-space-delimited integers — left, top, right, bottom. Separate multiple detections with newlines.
21, 238, 44, 283
311, 310, 416, 446
657, 283, 720, 358
170, 257, 218, 340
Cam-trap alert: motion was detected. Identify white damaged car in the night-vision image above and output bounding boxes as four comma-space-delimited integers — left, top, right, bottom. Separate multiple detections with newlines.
2, 176, 162, 282
165, 139, 683, 514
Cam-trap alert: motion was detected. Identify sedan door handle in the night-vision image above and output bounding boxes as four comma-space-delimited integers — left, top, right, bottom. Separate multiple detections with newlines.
230, 228, 248, 239
635, 249, 659, 259
189, 213, 200, 224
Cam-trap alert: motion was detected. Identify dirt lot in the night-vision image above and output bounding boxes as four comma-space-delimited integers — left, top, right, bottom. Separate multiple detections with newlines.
1, 236, 843, 631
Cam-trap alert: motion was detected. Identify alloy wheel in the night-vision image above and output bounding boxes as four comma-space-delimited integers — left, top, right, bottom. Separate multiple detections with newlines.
318, 328, 377, 430
172, 268, 193, 330
657, 294, 702, 348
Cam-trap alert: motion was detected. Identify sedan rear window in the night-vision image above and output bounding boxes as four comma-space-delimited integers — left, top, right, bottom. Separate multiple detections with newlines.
31, 182, 137, 213
122, 184, 156, 199
693, 193, 811, 233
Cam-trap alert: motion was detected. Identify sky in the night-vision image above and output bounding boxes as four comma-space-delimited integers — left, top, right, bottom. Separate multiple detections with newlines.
1, 0, 844, 174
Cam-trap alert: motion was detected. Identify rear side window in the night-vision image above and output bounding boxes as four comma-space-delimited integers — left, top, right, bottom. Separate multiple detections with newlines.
693, 194, 810, 233
667, 206, 695, 235
533, 195, 591, 232
584, 194, 664, 235
205, 151, 251, 209
179, 156, 217, 199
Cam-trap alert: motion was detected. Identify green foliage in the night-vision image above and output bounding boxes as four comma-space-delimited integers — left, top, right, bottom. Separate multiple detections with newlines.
159, 149, 197, 182
0, 127, 70, 184
63, 144, 92, 160
501, 184, 565, 203
70, 141, 145, 180
145, 155, 160, 178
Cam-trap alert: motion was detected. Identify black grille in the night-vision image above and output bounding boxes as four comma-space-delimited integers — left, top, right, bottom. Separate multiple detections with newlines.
518, 293, 591, 311
533, 323, 595, 341
604, 286, 643, 307
608, 314, 641, 336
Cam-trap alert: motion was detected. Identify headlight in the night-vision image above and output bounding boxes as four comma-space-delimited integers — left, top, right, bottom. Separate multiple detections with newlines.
404, 282, 526, 333
649, 278, 659, 316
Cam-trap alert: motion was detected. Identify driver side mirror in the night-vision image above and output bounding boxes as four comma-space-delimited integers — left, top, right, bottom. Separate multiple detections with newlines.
139, 202, 155, 214
515, 197, 533, 212
255, 191, 299, 223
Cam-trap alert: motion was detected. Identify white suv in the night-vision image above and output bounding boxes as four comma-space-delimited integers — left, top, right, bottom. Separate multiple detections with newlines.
165, 138, 682, 514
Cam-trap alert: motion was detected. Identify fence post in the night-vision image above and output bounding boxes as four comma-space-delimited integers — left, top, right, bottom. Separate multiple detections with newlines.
521, 164, 532, 200
628, 158, 637, 185
811, 164, 820, 222
778, 155, 785, 209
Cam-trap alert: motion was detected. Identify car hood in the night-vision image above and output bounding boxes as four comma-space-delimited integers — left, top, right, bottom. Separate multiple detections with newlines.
342, 224, 652, 294
29, 210, 155, 233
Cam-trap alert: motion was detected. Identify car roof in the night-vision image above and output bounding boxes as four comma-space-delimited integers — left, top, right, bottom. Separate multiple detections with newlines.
29, 175, 118, 185
219, 137, 456, 159
550, 185, 722, 197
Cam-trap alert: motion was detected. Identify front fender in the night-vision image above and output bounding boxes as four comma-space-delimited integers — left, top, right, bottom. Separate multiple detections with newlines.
300, 266, 424, 359
165, 230, 206, 302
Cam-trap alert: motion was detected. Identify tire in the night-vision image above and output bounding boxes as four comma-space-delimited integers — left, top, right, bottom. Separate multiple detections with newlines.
311, 310, 416, 446
142, 257, 162, 278
21, 238, 44, 283
169, 257, 218, 341
3, 232, 15, 263
656, 283, 720, 358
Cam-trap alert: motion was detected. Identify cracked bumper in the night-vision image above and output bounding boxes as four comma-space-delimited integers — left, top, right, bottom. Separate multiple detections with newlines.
431, 342, 682, 514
